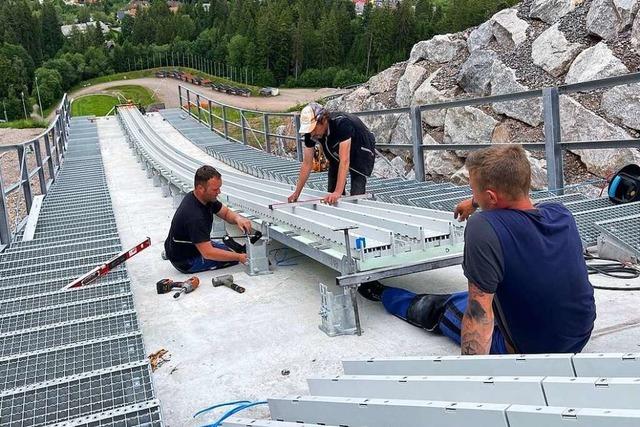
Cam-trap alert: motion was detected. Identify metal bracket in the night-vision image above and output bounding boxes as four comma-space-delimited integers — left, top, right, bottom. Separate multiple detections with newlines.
246, 234, 272, 276
318, 283, 358, 337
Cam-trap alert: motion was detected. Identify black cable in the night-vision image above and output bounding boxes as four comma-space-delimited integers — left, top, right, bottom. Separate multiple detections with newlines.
584, 253, 640, 289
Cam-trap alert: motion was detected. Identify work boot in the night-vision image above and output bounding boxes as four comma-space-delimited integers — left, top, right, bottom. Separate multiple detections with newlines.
357, 280, 386, 302
222, 235, 246, 254
407, 294, 451, 332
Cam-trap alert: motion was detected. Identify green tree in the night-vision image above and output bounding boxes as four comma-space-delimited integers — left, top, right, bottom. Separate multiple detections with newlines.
33, 67, 62, 109
43, 57, 79, 89
176, 15, 196, 40
41, 1, 64, 60
77, 6, 91, 23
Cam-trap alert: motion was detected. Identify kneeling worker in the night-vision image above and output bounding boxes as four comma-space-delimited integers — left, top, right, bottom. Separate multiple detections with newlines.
359, 145, 596, 355
288, 102, 376, 205
164, 165, 251, 273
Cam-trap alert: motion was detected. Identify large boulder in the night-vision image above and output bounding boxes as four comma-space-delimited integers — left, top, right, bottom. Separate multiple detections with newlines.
409, 34, 466, 64
360, 96, 401, 143
490, 62, 544, 126
492, 8, 529, 48
467, 21, 494, 52
368, 63, 404, 95
444, 107, 499, 154
451, 166, 470, 185
396, 64, 428, 107
531, 23, 584, 77
334, 86, 370, 112
602, 83, 640, 130
389, 114, 412, 145
527, 154, 548, 190
564, 41, 629, 84
372, 156, 407, 179
586, 0, 640, 40
559, 95, 640, 175
633, 12, 640, 48
457, 49, 499, 95
529, 0, 583, 24
413, 68, 450, 127
423, 134, 464, 176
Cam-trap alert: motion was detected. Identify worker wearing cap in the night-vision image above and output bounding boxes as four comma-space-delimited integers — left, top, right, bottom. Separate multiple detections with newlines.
288, 103, 376, 204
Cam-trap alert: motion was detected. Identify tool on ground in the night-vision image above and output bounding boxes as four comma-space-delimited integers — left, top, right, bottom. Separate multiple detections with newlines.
173, 276, 200, 298
268, 193, 373, 210
212, 274, 245, 293
62, 237, 151, 290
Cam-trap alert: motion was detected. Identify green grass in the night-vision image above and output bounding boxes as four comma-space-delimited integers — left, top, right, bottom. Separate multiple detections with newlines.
0, 119, 48, 129
70, 69, 157, 92
71, 94, 119, 117
105, 84, 157, 106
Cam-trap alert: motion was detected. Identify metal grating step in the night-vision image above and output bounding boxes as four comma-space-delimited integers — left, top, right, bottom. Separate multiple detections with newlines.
0, 272, 129, 301
3, 233, 120, 253
0, 281, 131, 316
0, 246, 120, 272
0, 312, 139, 358
0, 333, 145, 391
0, 254, 120, 281
0, 295, 134, 334
0, 364, 154, 427
573, 202, 640, 246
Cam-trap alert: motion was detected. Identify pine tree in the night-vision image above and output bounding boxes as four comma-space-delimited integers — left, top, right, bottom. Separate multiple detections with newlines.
41, 2, 64, 59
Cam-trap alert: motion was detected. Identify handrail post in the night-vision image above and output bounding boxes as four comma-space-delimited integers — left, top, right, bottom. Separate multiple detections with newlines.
186, 89, 191, 117
241, 110, 248, 145
410, 106, 425, 182
33, 140, 47, 195
208, 100, 213, 131
178, 86, 183, 111
43, 132, 55, 182
543, 87, 564, 193
294, 114, 303, 162
17, 146, 33, 213
222, 105, 229, 139
0, 171, 10, 246
263, 114, 271, 153
195, 94, 202, 123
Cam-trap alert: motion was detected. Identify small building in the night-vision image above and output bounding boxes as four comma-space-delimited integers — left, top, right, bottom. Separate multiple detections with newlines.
166, 0, 182, 13
60, 21, 110, 37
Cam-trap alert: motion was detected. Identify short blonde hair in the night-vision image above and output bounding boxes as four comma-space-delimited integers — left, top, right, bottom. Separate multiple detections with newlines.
465, 145, 531, 199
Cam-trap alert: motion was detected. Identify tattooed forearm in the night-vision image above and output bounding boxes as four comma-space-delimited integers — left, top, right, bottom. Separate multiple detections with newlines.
461, 282, 495, 355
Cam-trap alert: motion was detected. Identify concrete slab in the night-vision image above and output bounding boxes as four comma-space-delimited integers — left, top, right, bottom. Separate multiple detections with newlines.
96, 114, 640, 426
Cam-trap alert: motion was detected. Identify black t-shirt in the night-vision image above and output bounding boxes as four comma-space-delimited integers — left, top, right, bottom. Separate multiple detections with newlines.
164, 191, 222, 262
304, 112, 375, 176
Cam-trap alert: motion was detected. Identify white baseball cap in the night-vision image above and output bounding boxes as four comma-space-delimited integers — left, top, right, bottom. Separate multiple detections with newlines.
298, 103, 325, 134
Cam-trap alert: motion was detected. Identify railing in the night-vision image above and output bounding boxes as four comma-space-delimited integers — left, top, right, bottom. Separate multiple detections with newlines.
0, 94, 70, 246
179, 72, 640, 192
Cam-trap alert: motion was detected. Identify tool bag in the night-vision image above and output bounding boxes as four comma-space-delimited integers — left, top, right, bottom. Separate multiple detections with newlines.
608, 164, 640, 204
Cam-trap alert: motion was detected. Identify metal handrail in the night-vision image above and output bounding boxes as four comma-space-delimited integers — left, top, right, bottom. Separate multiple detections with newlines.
179, 71, 640, 191
0, 94, 71, 246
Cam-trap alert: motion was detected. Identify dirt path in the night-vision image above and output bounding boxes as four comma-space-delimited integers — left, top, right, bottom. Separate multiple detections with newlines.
69, 77, 347, 112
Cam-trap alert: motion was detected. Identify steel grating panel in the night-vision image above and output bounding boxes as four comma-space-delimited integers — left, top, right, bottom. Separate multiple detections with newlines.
595, 215, 640, 256
559, 197, 613, 213
0, 247, 120, 273
0, 243, 121, 266
0, 365, 154, 427
33, 223, 118, 240
0, 272, 130, 301
0, 256, 123, 283
430, 195, 472, 212
60, 402, 162, 427
573, 202, 640, 246
532, 193, 587, 203
0, 295, 134, 334
0, 334, 145, 391
3, 233, 120, 253
0, 312, 139, 358
0, 282, 131, 316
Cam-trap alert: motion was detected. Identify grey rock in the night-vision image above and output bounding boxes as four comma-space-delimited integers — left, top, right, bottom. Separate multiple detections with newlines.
451, 166, 470, 185
444, 107, 498, 154
409, 34, 467, 64
559, 95, 640, 175
587, 0, 640, 40
492, 8, 529, 48
423, 134, 464, 176
396, 64, 428, 107
527, 154, 548, 190
413, 68, 450, 127
359, 96, 400, 143
468, 21, 495, 52
389, 114, 412, 145
368, 64, 405, 95
602, 83, 640, 130
530, 0, 582, 24
531, 23, 584, 77
372, 156, 407, 179
490, 62, 544, 126
457, 49, 499, 95
631, 8, 640, 48
564, 42, 629, 84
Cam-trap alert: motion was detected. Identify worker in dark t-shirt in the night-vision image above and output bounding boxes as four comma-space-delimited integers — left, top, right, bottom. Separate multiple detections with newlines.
288, 102, 376, 205
164, 165, 252, 274
358, 145, 596, 355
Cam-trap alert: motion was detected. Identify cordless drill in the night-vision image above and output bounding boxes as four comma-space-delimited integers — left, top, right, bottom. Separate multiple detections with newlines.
156, 277, 200, 298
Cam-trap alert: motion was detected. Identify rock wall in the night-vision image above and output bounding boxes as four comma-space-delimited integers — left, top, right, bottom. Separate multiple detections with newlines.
326, 0, 640, 188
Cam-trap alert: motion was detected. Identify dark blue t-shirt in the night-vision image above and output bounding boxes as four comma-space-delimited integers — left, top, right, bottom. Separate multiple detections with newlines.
462, 203, 596, 354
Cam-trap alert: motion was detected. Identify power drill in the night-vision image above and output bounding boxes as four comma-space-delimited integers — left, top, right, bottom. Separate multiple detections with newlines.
156, 277, 200, 299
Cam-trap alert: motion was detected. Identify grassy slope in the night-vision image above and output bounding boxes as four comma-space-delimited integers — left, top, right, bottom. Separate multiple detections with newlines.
71, 94, 119, 117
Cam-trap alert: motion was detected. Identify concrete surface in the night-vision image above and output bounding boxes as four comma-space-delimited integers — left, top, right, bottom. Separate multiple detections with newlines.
95, 113, 640, 426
